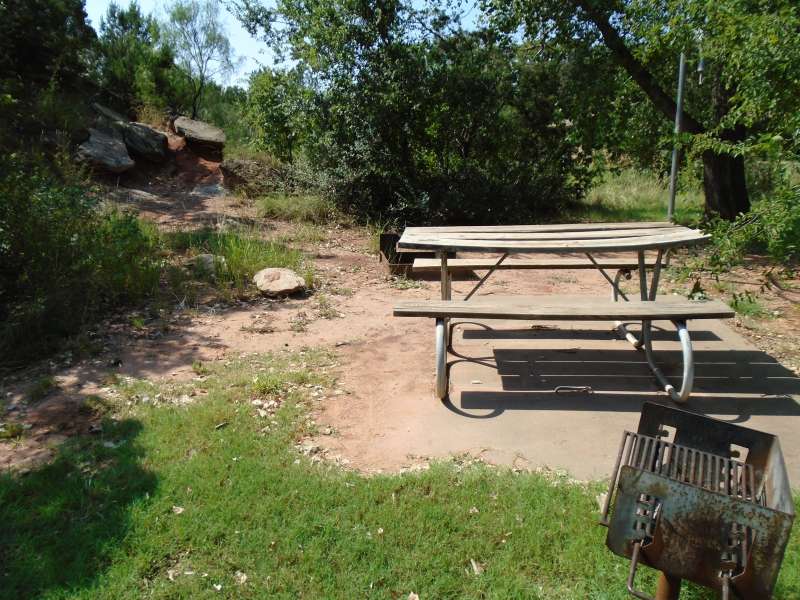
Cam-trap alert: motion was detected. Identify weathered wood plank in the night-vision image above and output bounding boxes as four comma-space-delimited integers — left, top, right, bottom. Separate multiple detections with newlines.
411, 257, 658, 272
398, 230, 708, 253
393, 295, 734, 321
401, 227, 686, 241
403, 221, 676, 234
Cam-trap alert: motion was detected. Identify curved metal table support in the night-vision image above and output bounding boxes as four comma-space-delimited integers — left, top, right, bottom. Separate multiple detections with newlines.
435, 318, 448, 399
642, 319, 694, 403
612, 268, 644, 349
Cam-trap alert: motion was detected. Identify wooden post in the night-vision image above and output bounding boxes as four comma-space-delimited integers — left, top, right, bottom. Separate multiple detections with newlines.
655, 572, 681, 600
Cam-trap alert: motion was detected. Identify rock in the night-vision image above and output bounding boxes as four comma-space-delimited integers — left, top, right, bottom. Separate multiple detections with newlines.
174, 116, 226, 151
76, 128, 135, 173
91, 103, 167, 161
253, 268, 306, 296
192, 254, 226, 276
123, 121, 168, 161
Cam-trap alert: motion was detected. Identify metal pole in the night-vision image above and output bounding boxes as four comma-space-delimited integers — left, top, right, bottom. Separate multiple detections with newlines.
655, 572, 682, 600
667, 52, 687, 222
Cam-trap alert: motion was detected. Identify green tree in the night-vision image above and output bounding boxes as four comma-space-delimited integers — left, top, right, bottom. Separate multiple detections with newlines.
487, 0, 800, 220
164, 0, 236, 119
232, 0, 591, 224
95, 1, 189, 116
246, 69, 315, 162
0, 0, 95, 145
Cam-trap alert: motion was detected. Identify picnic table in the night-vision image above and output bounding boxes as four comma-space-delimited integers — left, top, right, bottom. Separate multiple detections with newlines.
393, 222, 734, 403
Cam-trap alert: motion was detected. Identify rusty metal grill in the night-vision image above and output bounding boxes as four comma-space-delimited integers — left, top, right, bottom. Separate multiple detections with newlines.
601, 402, 794, 600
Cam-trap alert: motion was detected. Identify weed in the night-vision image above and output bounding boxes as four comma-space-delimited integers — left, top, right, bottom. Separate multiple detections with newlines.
78, 395, 111, 416
730, 291, 767, 318
192, 361, 210, 376
27, 376, 56, 403
290, 311, 311, 332
389, 275, 425, 290
275, 223, 328, 245
259, 194, 337, 224
315, 294, 340, 319
0, 421, 24, 440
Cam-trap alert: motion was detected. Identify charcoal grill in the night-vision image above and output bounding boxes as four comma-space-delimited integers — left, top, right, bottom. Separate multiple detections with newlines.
600, 402, 794, 599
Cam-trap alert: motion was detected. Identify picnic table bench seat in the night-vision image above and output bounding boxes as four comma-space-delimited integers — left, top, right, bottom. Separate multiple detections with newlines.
411, 257, 660, 274
394, 295, 734, 403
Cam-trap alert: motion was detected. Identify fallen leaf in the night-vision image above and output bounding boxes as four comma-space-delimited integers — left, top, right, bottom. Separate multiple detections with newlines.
470, 559, 484, 576
172, 505, 185, 515
235, 571, 247, 585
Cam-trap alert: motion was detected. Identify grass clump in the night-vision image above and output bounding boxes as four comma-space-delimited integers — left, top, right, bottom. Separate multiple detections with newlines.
570, 168, 704, 224
729, 290, 768, 318
258, 193, 337, 224
164, 228, 314, 293
27, 376, 56, 403
0, 348, 797, 599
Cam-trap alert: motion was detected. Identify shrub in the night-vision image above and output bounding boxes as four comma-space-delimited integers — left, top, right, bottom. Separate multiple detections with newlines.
0, 156, 162, 363
706, 184, 800, 269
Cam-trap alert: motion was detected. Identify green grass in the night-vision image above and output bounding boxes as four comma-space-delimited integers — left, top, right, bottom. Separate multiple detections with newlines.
569, 169, 704, 224
274, 223, 328, 245
1, 349, 797, 599
164, 228, 314, 293
259, 193, 337, 224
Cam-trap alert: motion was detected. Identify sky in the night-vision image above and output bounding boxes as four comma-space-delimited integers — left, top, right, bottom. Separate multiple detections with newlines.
84, 0, 270, 86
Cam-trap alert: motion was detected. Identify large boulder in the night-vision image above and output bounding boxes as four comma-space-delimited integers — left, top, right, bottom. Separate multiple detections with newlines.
174, 116, 226, 154
91, 103, 167, 161
123, 121, 168, 161
76, 128, 135, 174
253, 268, 306, 296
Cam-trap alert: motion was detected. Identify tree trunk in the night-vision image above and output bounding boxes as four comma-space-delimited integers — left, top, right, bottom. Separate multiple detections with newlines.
574, 0, 751, 220
701, 150, 750, 220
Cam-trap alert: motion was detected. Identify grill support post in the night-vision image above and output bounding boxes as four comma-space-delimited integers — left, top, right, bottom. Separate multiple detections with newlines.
655, 573, 681, 600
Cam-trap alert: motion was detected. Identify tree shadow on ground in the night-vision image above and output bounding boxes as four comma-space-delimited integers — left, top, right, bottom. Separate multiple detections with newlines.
0, 418, 156, 599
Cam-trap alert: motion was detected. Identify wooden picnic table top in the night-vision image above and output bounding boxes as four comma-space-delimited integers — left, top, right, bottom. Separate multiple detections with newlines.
397, 221, 709, 254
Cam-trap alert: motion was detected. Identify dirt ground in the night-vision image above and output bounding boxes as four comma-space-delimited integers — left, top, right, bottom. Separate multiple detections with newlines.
3, 154, 800, 480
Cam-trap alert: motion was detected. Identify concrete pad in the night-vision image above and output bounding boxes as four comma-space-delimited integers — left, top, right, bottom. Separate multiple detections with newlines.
325, 315, 800, 484
445, 318, 800, 481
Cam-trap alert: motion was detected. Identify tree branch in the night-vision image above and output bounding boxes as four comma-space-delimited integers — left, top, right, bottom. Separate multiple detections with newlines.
572, 0, 705, 135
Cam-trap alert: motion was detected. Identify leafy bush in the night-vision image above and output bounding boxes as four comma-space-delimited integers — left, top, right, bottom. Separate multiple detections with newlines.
707, 184, 800, 269
0, 157, 162, 363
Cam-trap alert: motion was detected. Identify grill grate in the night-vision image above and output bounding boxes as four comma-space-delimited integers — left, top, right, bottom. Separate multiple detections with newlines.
616, 432, 763, 507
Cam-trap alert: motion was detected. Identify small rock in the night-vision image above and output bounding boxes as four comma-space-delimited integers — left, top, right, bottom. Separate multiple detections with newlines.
253, 268, 306, 297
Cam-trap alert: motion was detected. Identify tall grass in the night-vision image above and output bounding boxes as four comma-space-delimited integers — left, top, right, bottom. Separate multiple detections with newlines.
164, 228, 314, 291
258, 193, 338, 224
569, 169, 704, 224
